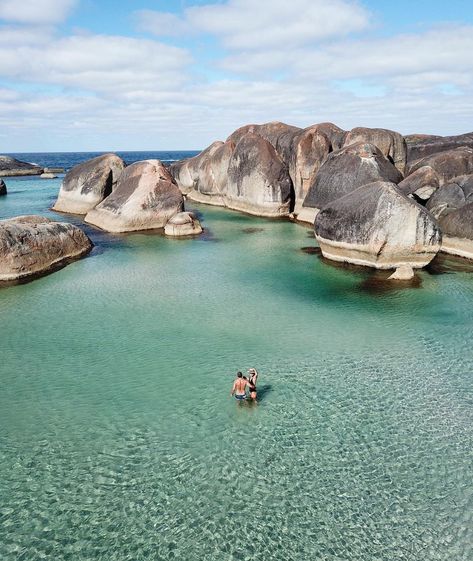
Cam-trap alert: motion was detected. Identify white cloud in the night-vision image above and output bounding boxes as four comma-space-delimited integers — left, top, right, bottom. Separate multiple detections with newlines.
0, 0, 77, 24
137, 0, 371, 49
0, 33, 192, 96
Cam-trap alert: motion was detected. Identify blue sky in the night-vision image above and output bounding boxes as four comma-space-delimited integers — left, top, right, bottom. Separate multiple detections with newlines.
0, 0, 472, 151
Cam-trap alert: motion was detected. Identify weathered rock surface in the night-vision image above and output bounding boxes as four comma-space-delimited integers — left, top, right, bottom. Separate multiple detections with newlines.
426, 175, 473, 218
164, 212, 203, 237
225, 132, 293, 216
53, 153, 125, 215
0, 215, 92, 282
343, 127, 407, 174
0, 179, 6, 195
85, 160, 183, 232
397, 166, 440, 201
437, 202, 473, 259
409, 147, 473, 185
388, 265, 415, 280
301, 142, 402, 217
0, 155, 43, 177
314, 181, 441, 269
41, 172, 57, 179
406, 132, 473, 165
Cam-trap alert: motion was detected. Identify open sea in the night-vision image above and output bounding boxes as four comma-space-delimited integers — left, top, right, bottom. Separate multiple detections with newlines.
1, 152, 472, 561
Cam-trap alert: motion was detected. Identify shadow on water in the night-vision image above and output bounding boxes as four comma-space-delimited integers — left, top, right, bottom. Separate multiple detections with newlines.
241, 227, 265, 234
256, 383, 272, 402
425, 253, 473, 275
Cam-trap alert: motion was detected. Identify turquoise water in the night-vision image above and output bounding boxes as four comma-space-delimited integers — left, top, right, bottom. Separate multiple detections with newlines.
1, 176, 473, 561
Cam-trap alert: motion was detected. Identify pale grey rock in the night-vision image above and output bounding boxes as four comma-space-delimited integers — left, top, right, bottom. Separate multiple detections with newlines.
41, 172, 57, 179
53, 153, 125, 214
388, 265, 415, 280
0, 215, 92, 282
0, 155, 43, 177
164, 212, 203, 236
85, 160, 183, 233
426, 174, 473, 218
302, 142, 402, 213
225, 132, 293, 217
406, 131, 473, 165
438, 202, 473, 259
343, 127, 407, 174
314, 181, 441, 269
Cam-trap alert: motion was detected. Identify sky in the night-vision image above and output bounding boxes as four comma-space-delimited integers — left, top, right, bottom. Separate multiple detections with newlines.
0, 0, 472, 152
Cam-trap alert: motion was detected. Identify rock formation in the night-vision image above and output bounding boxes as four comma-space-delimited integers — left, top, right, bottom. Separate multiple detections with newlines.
225, 132, 293, 216
314, 181, 441, 269
299, 142, 402, 224
0, 215, 92, 282
397, 166, 440, 201
409, 147, 473, 185
164, 212, 203, 236
0, 179, 6, 196
0, 155, 43, 177
343, 127, 407, 174
406, 131, 473, 165
53, 153, 125, 215
437, 202, 473, 259
426, 174, 473, 218
41, 172, 57, 179
85, 160, 183, 232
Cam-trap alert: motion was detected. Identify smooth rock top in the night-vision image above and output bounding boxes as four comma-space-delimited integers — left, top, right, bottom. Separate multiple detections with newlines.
409, 147, 473, 185
85, 159, 184, 233
0, 215, 92, 282
0, 155, 43, 177
53, 153, 125, 215
343, 127, 407, 174
303, 142, 402, 211
406, 131, 473, 164
314, 181, 441, 269
0, 179, 6, 196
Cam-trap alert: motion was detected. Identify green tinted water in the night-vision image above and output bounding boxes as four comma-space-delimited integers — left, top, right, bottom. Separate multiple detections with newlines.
1, 177, 473, 560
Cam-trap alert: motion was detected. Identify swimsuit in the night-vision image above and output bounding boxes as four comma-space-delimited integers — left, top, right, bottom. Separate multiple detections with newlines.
235, 393, 246, 400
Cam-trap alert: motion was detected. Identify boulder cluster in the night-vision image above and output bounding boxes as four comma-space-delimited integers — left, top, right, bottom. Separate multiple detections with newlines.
169, 122, 473, 276
52, 155, 201, 236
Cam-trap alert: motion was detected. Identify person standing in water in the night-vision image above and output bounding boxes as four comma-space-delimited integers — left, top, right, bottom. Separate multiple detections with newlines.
231, 371, 248, 402
247, 368, 258, 401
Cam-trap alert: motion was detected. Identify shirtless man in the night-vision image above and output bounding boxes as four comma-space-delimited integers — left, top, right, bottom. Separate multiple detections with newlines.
230, 371, 248, 402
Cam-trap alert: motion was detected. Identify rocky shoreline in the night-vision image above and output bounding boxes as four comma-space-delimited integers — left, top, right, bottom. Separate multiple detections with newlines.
2, 121, 473, 285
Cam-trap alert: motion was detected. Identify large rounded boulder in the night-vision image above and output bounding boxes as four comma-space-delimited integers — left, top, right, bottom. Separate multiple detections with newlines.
343, 127, 407, 174
437, 202, 473, 259
225, 132, 293, 217
0, 155, 43, 177
53, 153, 125, 214
426, 174, 473, 218
314, 181, 441, 270
164, 212, 203, 237
85, 160, 183, 233
397, 165, 440, 201
0, 215, 92, 283
300, 142, 402, 223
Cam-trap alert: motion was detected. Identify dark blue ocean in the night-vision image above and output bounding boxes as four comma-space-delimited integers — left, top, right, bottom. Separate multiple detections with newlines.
5, 151, 200, 172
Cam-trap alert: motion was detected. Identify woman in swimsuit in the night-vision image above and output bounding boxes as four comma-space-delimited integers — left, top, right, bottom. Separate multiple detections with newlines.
248, 368, 258, 402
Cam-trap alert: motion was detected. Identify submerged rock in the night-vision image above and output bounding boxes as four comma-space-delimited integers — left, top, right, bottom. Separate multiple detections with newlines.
0, 215, 92, 282
0, 155, 43, 177
85, 160, 183, 232
343, 127, 407, 174
314, 181, 441, 269
388, 265, 415, 280
53, 153, 125, 215
164, 212, 203, 237
0, 179, 6, 195
301, 142, 402, 218
437, 202, 473, 259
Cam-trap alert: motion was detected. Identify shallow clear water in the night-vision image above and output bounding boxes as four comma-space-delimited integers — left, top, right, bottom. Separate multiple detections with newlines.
1, 175, 473, 561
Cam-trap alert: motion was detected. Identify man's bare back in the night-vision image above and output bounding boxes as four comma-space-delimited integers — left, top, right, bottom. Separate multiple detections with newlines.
231, 372, 248, 401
